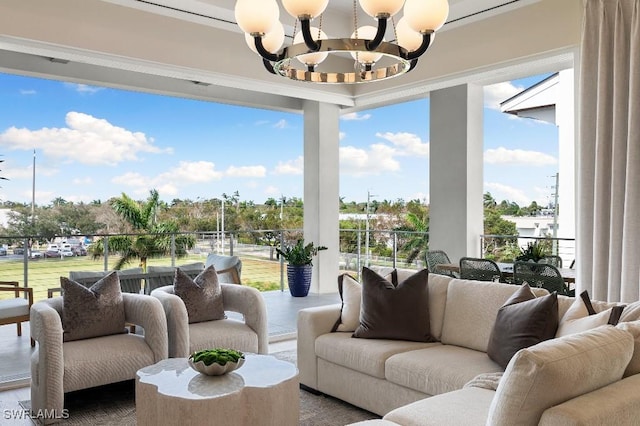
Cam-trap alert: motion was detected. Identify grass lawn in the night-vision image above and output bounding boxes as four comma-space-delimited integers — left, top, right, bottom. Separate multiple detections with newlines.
0, 254, 283, 302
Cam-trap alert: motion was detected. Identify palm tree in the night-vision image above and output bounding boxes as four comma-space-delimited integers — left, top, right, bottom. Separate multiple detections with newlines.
92, 189, 195, 270
399, 212, 430, 266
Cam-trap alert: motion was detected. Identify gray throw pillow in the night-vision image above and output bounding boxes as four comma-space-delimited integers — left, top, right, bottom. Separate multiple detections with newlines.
487, 283, 559, 369
353, 267, 433, 342
174, 265, 225, 324
61, 271, 126, 342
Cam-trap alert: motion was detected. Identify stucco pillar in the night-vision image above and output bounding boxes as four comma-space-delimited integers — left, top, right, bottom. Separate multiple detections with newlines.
429, 84, 484, 263
303, 101, 340, 294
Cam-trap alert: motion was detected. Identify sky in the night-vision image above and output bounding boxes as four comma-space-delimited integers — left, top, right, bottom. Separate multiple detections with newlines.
0, 72, 559, 207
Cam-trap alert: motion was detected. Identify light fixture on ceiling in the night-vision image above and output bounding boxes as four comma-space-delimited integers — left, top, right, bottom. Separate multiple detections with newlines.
235, 0, 449, 84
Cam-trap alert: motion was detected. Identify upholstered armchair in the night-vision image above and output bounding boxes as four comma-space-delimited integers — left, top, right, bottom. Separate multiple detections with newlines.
151, 283, 268, 358
30, 293, 168, 424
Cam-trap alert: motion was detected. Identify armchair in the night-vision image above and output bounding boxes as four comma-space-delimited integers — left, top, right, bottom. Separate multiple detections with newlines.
30, 293, 168, 424
0, 281, 34, 347
151, 283, 268, 358
205, 254, 242, 284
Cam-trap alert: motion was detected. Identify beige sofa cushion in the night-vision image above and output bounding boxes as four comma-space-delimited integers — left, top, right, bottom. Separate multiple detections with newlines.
440, 280, 547, 352
616, 320, 640, 377
487, 325, 634, 426
384, 387, 495, 426
315, 332, 437, 378
426, 273, 451, 341
385, 345, 502, 396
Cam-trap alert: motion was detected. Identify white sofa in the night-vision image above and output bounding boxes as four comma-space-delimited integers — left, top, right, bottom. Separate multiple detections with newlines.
297, 272, 640, 425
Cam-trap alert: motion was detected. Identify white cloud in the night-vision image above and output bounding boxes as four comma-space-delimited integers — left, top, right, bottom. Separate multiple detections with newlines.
273, 119, 288, 129
375, 132, 429, 157
485, 182, 531, 206
64, 83, 105, 94
409, 192, 429, 204
72, 177, 93, 185
112, 161, 224, 196
341, 112, 371, 121
225, 165, 266, 178
254, 120, 270, 126
264, 185, 280, 196
0, 112, 172, 166
273, 156, 303, 175
20, 89, 36, 95
339, 131, 346, 140
340, 144, 400, 176
485, 147, 557, 166
483, 82, 524, 110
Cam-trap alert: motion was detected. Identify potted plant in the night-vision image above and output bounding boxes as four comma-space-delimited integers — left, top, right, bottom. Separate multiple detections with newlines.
276, 239, 327, 297
515, 240, 547, 262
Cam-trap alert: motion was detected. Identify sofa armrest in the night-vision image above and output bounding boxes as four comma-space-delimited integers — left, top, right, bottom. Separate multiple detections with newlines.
221, 284, 268, 354
30, 299, 65, 421
150, 287, 190, 358
297, 304, 341, 390
539, 374, 640, 426
123, 293, 168, 362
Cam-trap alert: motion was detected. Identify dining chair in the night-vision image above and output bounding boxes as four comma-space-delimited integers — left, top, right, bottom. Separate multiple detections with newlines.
0, 281, 35, 346
426, 250, 458, 278
513, 261, 569, 295
539, 255, 563, 268
459, 257, 503, 282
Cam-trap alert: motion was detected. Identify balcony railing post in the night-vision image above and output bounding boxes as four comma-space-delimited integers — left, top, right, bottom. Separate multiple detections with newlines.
103, 236, 109, 272
279, 231, 285, 292
170, 234, 176, 267
356, 229, 362, 281
392, 231, 397, 269
229, 233, 234, 256
23, 236, 29, 288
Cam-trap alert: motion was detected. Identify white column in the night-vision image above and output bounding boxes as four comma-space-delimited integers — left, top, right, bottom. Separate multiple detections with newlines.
303, 101, 340, 294
429, 84, 484, 263
556, 68, 576, 265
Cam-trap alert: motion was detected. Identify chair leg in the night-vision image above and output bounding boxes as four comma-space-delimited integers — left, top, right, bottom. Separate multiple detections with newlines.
17, 322, 22, 337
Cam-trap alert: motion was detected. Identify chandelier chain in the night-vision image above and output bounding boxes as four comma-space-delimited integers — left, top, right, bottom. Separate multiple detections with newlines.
318, 14, 323, 38
353, 0, 359, 63
391, 16, 398, 44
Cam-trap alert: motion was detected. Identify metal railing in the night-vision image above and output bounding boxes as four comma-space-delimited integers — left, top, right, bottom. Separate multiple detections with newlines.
0, 230, 576, 302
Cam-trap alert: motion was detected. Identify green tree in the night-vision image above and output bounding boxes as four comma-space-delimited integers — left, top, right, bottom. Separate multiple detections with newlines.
398, 211, 430, 265
91, 189, 194, 270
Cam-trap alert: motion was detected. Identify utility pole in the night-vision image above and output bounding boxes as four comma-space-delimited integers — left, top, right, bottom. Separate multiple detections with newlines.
31, 149, 36, 224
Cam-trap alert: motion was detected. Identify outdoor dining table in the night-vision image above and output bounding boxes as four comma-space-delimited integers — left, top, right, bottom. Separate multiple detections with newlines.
437, 262, 576, 284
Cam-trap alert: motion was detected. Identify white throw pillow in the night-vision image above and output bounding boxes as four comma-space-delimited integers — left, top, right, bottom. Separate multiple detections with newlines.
556, 290, 624, 337
335, 274, 362, 332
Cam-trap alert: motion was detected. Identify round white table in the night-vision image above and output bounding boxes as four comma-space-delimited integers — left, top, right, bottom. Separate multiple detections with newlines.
136, 354, 299, 426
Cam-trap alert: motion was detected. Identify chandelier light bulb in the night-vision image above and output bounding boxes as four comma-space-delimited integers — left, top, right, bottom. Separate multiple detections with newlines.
403, 0, 449, 33
396, 17, 424, 52
235, 0, 280, 35
350, 26, 384, 64
359, 0, 405, 18
245, 22, 285, 54
293, 27, 329, 66
282, 0, 329, 19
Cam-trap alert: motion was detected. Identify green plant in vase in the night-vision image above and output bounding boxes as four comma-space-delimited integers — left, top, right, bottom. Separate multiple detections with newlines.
276, 239, 327, 297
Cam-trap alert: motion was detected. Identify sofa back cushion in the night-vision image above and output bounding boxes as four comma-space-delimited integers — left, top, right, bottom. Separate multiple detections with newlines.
487, 326, 633, 426
616, 320, 640, 377
427, 273, 453, 341
440, 279, 548, 352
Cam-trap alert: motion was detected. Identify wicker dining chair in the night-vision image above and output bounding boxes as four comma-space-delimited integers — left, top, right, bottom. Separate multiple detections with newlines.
539, 255, 563, 268
513, 261, 569, 295
459, 257, 503, 282
426, 250, 458, 277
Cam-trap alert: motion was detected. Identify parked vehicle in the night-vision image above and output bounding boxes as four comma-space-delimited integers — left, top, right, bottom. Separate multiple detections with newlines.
44, 250, 63, 258
13, 247, 25, 255
30, 250, 43, 259
72, 246, 87, 256
60, 248, 75, 257
0, 247, 6, 256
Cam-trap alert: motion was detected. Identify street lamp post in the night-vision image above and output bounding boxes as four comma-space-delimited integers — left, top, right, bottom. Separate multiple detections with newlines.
365, 190, 377, 267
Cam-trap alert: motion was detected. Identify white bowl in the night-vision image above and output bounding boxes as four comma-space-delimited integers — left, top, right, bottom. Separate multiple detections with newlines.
188, 357, 245, 376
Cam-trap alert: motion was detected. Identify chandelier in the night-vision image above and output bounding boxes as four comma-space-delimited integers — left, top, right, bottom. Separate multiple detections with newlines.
234, 0, 449, 84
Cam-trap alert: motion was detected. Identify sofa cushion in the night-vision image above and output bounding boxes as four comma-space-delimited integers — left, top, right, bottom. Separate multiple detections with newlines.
174, 265, 225, 324
385, 345, 502, 396
426, 273, 451, 341
353, 268, 433, 342
556, 290, 625, 337
620, 300, 640, 323
333, 269, 399, 333
334, 274, 362, 332
384, 387, 495, 426
61, 272, 126, 342
616, 320, 640, 377
188, 319, 259, 354
487, 283, 558, 369
487, 325, 634, 426
464, 372, 503, 391
315, 332, 437, 378
440, 280, 548, 352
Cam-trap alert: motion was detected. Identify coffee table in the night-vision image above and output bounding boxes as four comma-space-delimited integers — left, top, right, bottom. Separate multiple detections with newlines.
136, 353, 299, 425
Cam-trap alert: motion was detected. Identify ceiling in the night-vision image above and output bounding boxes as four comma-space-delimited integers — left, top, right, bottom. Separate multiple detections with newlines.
0, 0, 580, 113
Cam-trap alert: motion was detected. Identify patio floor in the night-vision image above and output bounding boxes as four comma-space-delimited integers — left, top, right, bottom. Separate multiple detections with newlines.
0, 289, 340, 389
